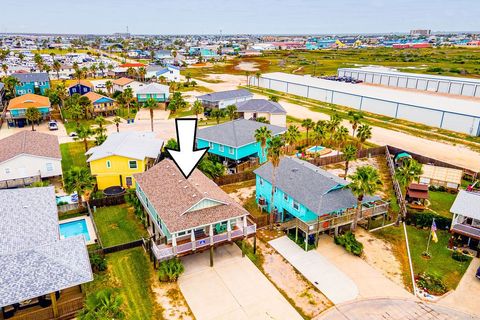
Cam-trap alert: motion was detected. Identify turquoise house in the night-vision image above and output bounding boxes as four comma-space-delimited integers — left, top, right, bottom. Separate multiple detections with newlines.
12, 72, 50, 96
136, 83, 170, 103
196, 119, 285, 166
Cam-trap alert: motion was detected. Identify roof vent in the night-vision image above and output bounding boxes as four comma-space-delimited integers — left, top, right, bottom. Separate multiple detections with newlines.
183, 185, 188, 189
192, 194, 197, 197
178, 180, 183, 183
291, 168, 299, 172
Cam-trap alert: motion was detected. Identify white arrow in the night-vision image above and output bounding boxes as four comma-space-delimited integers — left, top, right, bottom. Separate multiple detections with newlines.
166, 118, 208, 179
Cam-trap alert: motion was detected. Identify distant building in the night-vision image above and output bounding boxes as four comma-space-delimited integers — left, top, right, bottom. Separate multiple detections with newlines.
136, 83, 170, 103
235, 99, 287, 127
197, 89, 253, 110
410, 29, 432, 36
68, 80, 94, 96
11, 72, 50, 95
146, 65, 180, 82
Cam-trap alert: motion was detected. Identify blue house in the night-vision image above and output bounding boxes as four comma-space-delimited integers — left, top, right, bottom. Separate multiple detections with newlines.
254, 158, 389, 248
196, 119, 285, 167
12, 72, 50, 96
68, 80, 94, 96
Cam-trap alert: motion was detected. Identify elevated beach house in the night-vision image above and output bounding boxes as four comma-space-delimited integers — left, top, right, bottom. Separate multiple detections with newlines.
196, 119, 285, 171
68, 80, 94, 96
12, 72, 50, 95
0, 131, 62, 189
86, 132, 164, 190
254, 158, 389, 249
450, 190, 480, 254
197, 89, 253, 110
6, 93, 51, 127
0, 187, 92, 320
235, 99, 287, 127
134, 159, 256, 266
83, 92, 117, 116
136, 83, 170, 103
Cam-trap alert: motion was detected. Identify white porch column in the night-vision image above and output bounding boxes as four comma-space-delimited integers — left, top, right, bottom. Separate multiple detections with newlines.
243, 216, 248, 236
227, 220, 232, 241
209, 225, 214, 245
172, 233, 177, 255
191, 230, 196, 251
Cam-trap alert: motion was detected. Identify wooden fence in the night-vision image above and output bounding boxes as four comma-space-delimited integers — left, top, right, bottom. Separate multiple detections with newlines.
101, 239, 145, 254
307, 146, 387, 167
248, 214, 269, 229
214, 171, 256, 186
385, 147, 408, 218
89, 194, 126, 208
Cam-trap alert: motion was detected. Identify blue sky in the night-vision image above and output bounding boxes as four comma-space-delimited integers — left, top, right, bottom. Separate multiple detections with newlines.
1, 0, 479, 35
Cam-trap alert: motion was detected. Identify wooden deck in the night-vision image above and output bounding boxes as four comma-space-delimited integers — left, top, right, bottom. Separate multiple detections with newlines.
5, 286, 84, 320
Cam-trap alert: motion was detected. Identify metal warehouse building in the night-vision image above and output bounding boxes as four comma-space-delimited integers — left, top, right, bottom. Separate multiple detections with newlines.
250, 72, 480, 136
338, 67, 480, 98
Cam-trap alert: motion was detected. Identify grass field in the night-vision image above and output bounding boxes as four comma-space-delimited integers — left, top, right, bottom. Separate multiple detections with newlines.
186, 47, 480, 79
426, 191, 457, 218
32, 48, 90, 55
60, 141, 90, 171
92, 204, 148, 247
82, 248, 162, 320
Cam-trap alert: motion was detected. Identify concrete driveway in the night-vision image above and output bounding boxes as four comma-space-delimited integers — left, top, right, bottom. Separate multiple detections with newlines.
178, 244, 302, 320
438, 258, 480, 316
269, 236, 359, 304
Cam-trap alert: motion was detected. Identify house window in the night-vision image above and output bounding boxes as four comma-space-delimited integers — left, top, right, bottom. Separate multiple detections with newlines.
283, 193, 288, 201
126, 177, 133, 187
293, 201, 300, 211
259, 178, 263, 186
228, 147, 234, 154
129, 160, 138, 169
209, 142, 214, 149
219, 145, 224, 152
106, 160, 111, 168
46, 163, 53, 172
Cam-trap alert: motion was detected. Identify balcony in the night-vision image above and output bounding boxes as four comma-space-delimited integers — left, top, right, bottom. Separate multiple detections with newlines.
451, 223, 480, 240
151, 224, 256, 262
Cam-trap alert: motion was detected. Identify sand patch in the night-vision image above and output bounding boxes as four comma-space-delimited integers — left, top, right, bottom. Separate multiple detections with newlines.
153, 283, 194, 320
234, 61, 259, 72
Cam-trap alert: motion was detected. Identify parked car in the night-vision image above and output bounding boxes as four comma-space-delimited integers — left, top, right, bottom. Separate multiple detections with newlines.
69, 131, 78, 137
96, 83, 106, 89
48, 121, 58, 131
476, 267, 480, 279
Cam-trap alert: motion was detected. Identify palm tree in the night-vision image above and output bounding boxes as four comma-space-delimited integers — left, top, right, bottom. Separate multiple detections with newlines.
395, 158, 423, 219
77, 288, 124, 320
127, 67, 137, 79
55, 82, 67, 108
74, 68, 83, 84
122, 88, 134, 118
210, 108, 224, 124
105, 80, 113, 96
143, 97, 159, 132
254, 126, 272, 161
74, 125, 94, 152
1, 63, 8, 76
192, 100, 204, 119
3, 76, 20, 98
63, 167, 94, 209
313, 120, 327, 146
342, 144, 357, 180
356, 124, 372, 150
52, 60, 61, 80
267, 136, 284, 229
348, 111, 363, 137
113, 116, 121, 132
90, 64, 97, 78
284, 125, 300, 153
225, 104, 237, 121
269, 95, 279, 102
138, 67, 146, 82
98, 61, 105, 77
185, 72, 191, 83
25, 107, 42, 131
333, 125, 349, 154
301, 118, 315, 145
255, 72, 261, 87
348, 165, 382, 230
245, 71, 250, 86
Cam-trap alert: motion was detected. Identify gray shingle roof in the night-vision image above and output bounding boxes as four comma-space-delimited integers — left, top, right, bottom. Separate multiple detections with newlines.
236, 99, 286, 114
12, 72, 50, 83
196, 119, 285, 147
0, 187, 93, 307
450, 190, 480, 220
0, 131, 61, 164
254, 158, 379, 216
197, 89, 253, 102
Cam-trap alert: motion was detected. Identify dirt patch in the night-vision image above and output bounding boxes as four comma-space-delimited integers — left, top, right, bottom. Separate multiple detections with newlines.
153, 282, 195, 320
234, 61, 260, 72
227, 186, 255, 204
251, 239, 332, 318
356, 229, 405, 287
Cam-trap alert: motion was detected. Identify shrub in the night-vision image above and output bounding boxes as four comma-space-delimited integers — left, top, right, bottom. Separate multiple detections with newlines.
158, 258, 185, 282
452, 250, 470, 262
77, 288, 124, 320
416, 272, 447, 295
406, 212, 452, 230
89, 252, 107, 273
334, 231, 363, 256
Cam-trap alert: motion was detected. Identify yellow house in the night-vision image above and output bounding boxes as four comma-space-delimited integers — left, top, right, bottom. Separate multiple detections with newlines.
86, 132, 164, 190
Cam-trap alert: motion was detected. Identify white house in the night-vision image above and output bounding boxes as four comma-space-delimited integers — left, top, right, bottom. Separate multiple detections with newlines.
197, 89, 253, 110
146, 65, 181, 82
112, 77, 147, 95
0, 131, 62, 188
235, 99, 287, 127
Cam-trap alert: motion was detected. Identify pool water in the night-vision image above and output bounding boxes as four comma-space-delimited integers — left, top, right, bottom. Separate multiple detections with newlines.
59, 219, 90, 241
307, 145, 325, 153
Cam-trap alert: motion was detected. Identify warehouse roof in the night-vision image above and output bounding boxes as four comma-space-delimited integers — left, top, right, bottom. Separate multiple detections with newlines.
197, 89, 253, 102
339, 67, 480, 85
261, 72, 480, 117
196, 119, 285, 148
236, 99, 286, 114
12, 72, 50, 83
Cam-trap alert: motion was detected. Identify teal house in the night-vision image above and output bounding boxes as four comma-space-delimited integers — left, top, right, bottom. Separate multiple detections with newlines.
253, 157, 388, 248
196, 119, 285, 166
12, 72, 50, 96
136, 83, 170, 103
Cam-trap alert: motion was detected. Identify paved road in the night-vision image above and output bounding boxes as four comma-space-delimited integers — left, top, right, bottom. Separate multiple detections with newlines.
178, 244, 302, 320
317, 298, 479, 320
269, 236, 359, 304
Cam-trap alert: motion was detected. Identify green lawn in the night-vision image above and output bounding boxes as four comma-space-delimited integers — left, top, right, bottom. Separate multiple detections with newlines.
169, 107, 196, 119
83, 248, 162, 320
407, 226, 471, 290
60, 141, 89, 172
92, 204, 148, 247
426, 191, 457, 218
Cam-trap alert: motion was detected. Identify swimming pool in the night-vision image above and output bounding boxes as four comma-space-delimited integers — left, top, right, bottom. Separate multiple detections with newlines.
59, 219, 91, 241
307, 145, 325, 153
